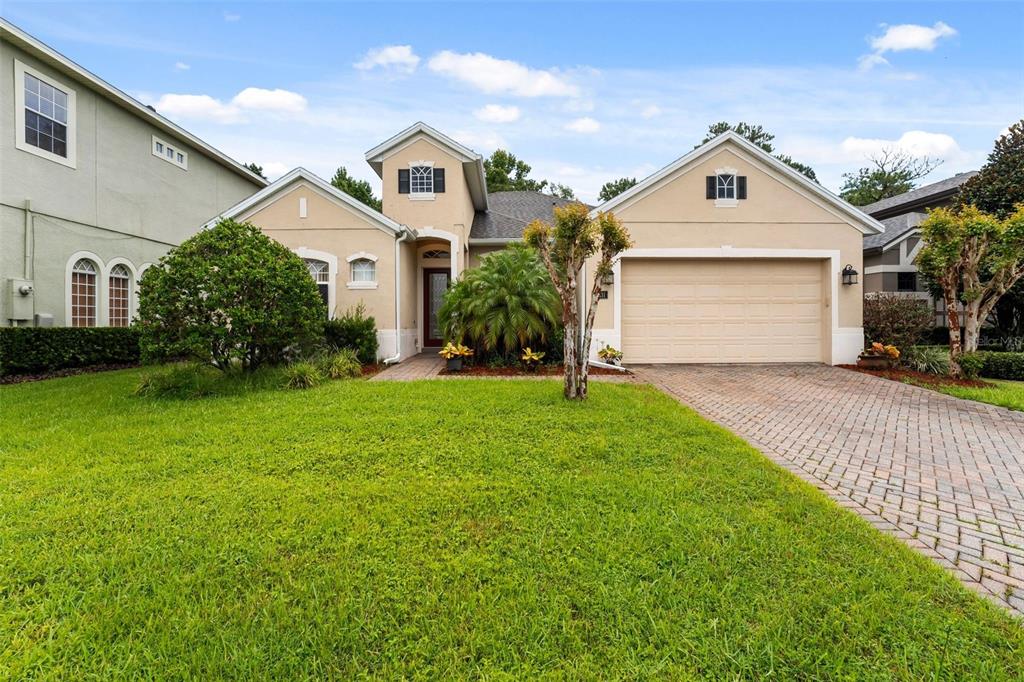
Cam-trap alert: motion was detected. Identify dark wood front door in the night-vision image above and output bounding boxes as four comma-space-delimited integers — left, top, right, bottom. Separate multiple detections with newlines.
423, 268, 450, 347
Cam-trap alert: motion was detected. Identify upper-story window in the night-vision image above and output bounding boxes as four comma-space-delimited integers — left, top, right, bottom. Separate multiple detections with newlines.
15, 61, 76, 168
153, 135, 188, 170
398, 163, 445, 199
706, 169, 747, 207
716, 174, 736, 199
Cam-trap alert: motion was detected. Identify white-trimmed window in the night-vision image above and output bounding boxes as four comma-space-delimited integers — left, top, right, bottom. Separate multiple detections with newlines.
351, 258, 376, 282
716, 174, 736, 200
305, 259, 330, 311
71, 259, 98, 327
422, 249, 450, 259
410, 165, 433, 194
108, 264, 132, 327
15, 60, 76, 168
152, 135, 188, 170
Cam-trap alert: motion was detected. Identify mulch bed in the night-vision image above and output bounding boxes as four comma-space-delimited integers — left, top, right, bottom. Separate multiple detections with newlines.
839, 364, 993, 388
0, 363, 140, 385
361, 363, 384, 378
440, 364, 627, 377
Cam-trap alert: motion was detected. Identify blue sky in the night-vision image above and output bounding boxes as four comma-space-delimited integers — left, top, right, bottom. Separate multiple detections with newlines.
5, 1, 1022, 201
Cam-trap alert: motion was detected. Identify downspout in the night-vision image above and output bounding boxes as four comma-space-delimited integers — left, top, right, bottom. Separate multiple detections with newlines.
382, 227, 412, 365
24, 199, 34, 279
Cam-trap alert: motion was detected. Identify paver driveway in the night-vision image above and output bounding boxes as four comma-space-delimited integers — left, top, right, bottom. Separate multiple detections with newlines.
634, 364, 1024, 615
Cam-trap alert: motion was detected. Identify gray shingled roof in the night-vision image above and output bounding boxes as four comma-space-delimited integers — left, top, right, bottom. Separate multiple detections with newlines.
863, 213, 926, 250
859, 171, 978, 218
470, 191, 587, 240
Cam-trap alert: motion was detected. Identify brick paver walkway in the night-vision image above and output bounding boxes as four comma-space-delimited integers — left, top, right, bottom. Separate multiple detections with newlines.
634, 364, 1024, 615
370, 353, 444, 381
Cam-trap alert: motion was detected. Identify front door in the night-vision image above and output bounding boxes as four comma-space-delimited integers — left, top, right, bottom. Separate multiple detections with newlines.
423, 268, 450, 347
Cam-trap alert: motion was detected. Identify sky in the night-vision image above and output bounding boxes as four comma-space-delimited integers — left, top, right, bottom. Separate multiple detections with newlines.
4, 1, 1023, 203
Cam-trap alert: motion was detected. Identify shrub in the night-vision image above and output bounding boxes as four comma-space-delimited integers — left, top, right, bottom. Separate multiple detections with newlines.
901, 346, 949, 375
977, 351, 1024, 380
439, 243, 560, 358
323, 304, 378, 364
0, 327, 140, 376
958, 352, 985, 380
863, 293, 935, 350
319, 348, 362, 379
137, 219, 325, 372
135, 363, 219, 399
284, 362, 324, 389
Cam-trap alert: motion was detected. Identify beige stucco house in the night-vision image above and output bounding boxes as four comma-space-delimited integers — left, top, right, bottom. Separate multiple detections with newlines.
1, 19, 266, 328
212, 123, 883, 365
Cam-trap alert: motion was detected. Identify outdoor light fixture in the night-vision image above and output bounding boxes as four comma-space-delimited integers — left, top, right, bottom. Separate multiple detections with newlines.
842, 264, 859, 286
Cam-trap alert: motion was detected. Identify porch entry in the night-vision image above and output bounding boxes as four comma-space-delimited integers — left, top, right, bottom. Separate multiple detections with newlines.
423, 268, 450, 347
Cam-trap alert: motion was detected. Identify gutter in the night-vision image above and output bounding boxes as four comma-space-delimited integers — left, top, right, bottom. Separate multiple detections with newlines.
382, 227, 414, 365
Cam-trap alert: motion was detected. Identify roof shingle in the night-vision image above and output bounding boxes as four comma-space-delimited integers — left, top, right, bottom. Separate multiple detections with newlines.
470, 191, 587, 240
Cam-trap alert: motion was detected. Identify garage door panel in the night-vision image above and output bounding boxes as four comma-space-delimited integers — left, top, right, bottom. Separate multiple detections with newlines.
622, 259, 824, 364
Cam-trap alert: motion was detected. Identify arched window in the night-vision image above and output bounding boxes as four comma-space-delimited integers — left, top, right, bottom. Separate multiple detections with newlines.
70, 258, 97, 327
422, 249, 450, 260
108, 264, 131, 327
305, 259, 330, 310
350, 258, 376, 283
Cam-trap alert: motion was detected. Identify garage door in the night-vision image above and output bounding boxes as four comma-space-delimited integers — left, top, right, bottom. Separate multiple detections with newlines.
621, 259, 824, 363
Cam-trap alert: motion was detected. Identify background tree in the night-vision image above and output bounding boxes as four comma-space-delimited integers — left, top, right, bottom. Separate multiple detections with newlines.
916, 206, 1024, 375
439, 244, 560, 357
839, 148, 943, 206
598, 177, 638, 202
524, 204, 632, 400
330, 166, 382, 211
957, 120, 1024, 220
245, 162, 267, 180
138, 219, 325, 372
700, 122, 819, 182
484, 149, 548, 192
546, 183, 576, 200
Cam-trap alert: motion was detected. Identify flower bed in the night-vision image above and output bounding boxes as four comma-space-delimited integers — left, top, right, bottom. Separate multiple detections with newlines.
839, 364, 992, 388
440, 364, 626, 377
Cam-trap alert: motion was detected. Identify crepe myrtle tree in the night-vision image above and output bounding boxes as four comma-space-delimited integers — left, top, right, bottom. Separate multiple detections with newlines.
138, 218, 325, 372
525, 203, 632, 400
916, 206, 1024, 376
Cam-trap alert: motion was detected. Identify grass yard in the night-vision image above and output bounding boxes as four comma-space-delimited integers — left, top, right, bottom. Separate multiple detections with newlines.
1, 370, 1022, 679
921, 378, 1024, 412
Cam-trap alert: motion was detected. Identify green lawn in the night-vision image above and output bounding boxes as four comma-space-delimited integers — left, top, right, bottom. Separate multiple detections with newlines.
926, 379, 1024, 412
1, 370, 1021, 679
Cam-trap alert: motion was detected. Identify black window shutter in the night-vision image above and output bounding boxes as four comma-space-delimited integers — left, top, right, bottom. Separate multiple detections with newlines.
706, 176, 716, 199
737, 176, 747, 200
398, 169, 410, 194
434, 168, 445, 193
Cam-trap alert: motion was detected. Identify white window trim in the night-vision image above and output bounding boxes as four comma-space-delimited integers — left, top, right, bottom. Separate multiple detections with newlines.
152, 134, 188, 170
408, 161, 435, 200
294, 247, 338, 318
103, 258, 137, 325
65, 251, 104, 326
714, 166, 738, 207
345, 251, 379, 263
298, 196, 308, 218
347, 253, 379, 289
14, 59, 77, 169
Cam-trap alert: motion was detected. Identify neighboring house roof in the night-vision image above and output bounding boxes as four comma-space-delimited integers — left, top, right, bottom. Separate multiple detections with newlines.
590, 131, 885, 235
203, 167, 408, 235
470, 191, 586, 241
365, 121, 489, 211
858, 171, 978, 219
863, 213, 926, 252
0, 18, 267, 188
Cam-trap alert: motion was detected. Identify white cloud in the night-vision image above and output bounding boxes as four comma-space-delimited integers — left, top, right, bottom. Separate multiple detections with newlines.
261, 161, 291, 179
174, 61, 190, 71
231, 87, 307, 113
857, 53, 889, 72
474, 104, 521, 123
428, 50, 579, 97
840, 130, 961, 160
640, 104, 661, 119
451, 129, 507, 152
354, 45, 420, 74
870, 22, 957, 53
154, 87, 306, 123
565, 117, 601, 134
223, 11, 241, 22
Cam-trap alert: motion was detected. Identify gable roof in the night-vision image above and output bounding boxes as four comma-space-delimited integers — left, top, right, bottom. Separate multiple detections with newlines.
858, 171, 978, 219
591, 131, 884, 235
0, 18, 266, 188
365, 122, 489, 211
863, 213, 926, 252
203, 167, 407, 235
470, 191, 588, 241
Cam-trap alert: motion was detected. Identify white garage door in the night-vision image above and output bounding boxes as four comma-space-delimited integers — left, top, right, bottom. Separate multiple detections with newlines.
621, 259, 824, 363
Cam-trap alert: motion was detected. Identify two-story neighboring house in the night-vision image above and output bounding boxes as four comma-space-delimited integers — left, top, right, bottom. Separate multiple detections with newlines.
861, 172, 977, 323
212, 122, 882, 364
0, 19, 266, 328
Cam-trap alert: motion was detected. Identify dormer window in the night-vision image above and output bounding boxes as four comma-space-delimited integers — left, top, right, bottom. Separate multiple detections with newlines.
398, 162, 445, 200
706, 168, 747, 207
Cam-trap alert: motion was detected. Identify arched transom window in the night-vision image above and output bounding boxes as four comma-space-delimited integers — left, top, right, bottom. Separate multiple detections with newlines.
305, 259, 330, 311
71, 258, 97, 327
422, 249, 450, 260
108, 264, 131, 327
350, 258, 376, 283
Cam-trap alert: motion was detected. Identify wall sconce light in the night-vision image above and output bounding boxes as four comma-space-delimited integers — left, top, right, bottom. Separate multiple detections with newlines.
842, 264, 859, 286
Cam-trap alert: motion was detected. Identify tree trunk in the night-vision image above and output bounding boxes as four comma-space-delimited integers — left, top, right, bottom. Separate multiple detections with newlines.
563, 318, 578, 399
944, 286, 963, 378
963, 299, 982, 353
